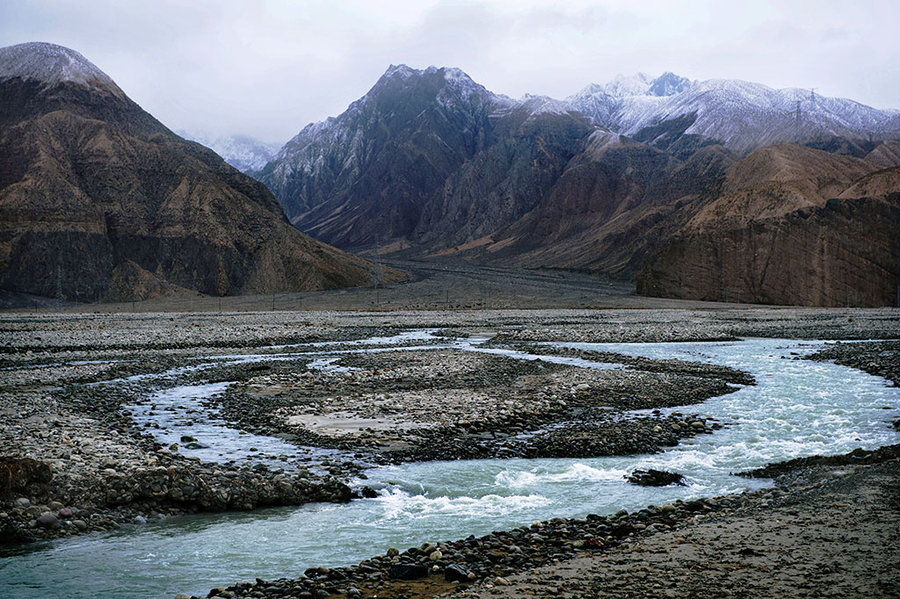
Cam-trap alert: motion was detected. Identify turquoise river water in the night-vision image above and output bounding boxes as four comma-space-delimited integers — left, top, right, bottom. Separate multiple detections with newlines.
1, 336, 898, 598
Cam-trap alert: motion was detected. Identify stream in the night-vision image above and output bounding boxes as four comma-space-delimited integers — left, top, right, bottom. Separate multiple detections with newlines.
1, 336, 898, 599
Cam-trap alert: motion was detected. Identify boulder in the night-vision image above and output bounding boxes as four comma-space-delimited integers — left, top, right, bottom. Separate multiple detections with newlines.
444, 564, 472, 583
626, 469, 687, 487
389, 563, 429, 580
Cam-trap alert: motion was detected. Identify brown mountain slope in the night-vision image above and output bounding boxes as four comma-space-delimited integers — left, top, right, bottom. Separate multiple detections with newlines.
0, 43, 391, 301
864, 140, 900, 169
438, 135, 736, 278
636, 145, 899, 306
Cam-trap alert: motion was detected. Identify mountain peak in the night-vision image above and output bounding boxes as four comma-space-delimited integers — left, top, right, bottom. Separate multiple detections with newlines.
603, 73, 654, 97
383, 63, 417, 79
367, 63, 495, 112
0, 42, 123, 96
647, 72, 692, 96
381, 64, 477, 87
179, 130, 281, 173
429, 65, 476, 86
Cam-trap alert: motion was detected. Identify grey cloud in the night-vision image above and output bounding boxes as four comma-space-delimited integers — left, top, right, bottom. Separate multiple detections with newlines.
1, 0, 897, 142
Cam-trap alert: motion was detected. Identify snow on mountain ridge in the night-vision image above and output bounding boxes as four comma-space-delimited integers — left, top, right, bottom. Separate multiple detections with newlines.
601, 72, 654, 97
382, 64, 480, 91
648, 72, 693, 96
383, 64, 416, 80
270, 63, 516, 188
567, 73, 898, 153
0, 42, 123, 97
270, 65, 900, 189
517, 94, 577, 117
180, 132, 282, 173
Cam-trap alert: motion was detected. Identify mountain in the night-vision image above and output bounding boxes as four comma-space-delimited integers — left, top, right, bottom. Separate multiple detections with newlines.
636, 144, 900, 306
258, 65, 592, 251
0, 42, 391, 302
260, 66, 899, 306
460, 136, 737, 277
567, 74, 899, 156
178, 132, 281, 174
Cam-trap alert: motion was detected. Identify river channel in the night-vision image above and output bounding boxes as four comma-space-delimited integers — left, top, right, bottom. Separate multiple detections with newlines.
1, 335, 898, 599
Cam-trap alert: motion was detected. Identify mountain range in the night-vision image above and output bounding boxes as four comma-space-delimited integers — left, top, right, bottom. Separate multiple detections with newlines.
258, 65, 900, 307
566, 72, 898, 156
0, 42, 393, 302
1, 43, 896, 307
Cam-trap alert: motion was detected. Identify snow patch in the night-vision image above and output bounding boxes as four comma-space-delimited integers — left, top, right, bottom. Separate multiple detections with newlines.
566, 72, 899, 152
0, 42, 122, 97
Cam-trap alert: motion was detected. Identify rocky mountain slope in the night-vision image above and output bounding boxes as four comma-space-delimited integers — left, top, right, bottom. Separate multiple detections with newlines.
260, 66, 899, 307
260, 65, 622, 252
0, 42, 389, 302
262, 65, 552, 249
636, 145, 900, 306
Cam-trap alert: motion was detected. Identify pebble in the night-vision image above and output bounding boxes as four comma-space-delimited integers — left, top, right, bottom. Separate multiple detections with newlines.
35, 512, 59, 528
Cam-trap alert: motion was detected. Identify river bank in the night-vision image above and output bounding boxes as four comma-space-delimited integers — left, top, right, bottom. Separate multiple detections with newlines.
189, 444, 899, 599
1, 308, 898, 548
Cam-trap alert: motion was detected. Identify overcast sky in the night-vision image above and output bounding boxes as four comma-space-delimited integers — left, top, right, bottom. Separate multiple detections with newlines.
2, 0, 898, 144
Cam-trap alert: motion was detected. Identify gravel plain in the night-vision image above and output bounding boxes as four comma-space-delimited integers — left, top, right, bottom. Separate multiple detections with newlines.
1, 306, 898, 598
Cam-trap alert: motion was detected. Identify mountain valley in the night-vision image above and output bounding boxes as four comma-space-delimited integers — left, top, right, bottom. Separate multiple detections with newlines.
1, 43, 897, 307
259, 66, 899, 306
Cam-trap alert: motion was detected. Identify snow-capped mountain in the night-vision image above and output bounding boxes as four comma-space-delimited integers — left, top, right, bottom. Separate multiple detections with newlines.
566, 73, 898, 154
259, 63, 899, 306
0, 41, 124, 98
179, 132, 281, 173
266, 63, 510, 188
647, 72, 693, 96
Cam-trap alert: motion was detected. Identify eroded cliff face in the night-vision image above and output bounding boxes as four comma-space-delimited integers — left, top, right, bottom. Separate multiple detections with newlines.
636, 147, 900, 307
0, 43, 387, 302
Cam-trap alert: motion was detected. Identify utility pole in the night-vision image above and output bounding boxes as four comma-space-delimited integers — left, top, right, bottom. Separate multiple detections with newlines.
371, 238, 382, 306
55, 264, 63, 312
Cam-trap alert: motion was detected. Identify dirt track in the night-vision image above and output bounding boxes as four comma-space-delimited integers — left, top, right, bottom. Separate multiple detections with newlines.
3, 259, 749, 313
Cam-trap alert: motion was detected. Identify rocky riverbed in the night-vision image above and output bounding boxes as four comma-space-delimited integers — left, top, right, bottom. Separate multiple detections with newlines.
807, 340, 900, 386
1, 307, 897, 549
188, 444, 900, 599
0, 386, 354, 543
217, 347, 731, 463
